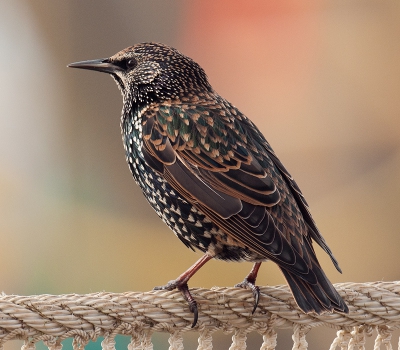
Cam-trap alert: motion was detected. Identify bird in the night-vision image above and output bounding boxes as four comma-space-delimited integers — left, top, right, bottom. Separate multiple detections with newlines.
68, 42, 349, 327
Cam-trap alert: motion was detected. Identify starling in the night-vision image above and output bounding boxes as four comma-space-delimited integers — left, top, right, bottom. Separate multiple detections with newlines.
69, 43, 349, 326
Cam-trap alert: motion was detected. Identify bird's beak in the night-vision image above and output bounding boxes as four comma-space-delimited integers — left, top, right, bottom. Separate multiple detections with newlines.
68, 58, 122, 74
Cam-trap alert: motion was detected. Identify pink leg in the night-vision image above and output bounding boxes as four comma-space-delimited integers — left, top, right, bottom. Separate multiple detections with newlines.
154, 253, 212, 327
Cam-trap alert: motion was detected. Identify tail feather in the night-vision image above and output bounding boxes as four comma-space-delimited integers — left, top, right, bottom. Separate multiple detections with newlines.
280, 266, 348, 314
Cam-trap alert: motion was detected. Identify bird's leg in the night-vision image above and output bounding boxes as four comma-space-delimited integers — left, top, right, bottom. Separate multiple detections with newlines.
153, 253, 212, 327
235, 262, 262, 314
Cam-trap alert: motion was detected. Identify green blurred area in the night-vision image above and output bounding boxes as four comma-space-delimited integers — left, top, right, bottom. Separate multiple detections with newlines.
1, 1, 400, 349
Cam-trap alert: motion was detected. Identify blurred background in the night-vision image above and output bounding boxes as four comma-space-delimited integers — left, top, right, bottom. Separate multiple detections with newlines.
1, 0, 399, 349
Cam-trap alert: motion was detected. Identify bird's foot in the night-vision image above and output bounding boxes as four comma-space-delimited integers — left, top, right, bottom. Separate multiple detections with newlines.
154, 280, 198, 327
235, 278, 260, 314
152, 254, 212, 328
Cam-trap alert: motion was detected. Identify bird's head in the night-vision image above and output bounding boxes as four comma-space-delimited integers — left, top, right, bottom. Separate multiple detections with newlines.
68, 42, 212, 104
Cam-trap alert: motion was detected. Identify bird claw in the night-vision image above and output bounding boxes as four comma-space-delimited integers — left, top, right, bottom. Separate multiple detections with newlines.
187, 297, 198, 328
235, 279, 260, 314
154, 280, 198, 327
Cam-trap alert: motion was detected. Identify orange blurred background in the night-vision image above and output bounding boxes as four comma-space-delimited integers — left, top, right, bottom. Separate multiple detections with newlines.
1, 1, 399, 349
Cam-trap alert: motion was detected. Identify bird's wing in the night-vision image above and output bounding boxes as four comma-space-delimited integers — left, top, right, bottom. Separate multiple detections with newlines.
140, 101, 325, 281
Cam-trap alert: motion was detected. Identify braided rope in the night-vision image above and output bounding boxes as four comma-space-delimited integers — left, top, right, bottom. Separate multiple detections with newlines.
0, 281, 399, 350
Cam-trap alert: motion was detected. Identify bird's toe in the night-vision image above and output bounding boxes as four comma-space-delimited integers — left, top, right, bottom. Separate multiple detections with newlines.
153, 279, 180, 291
235, 279, 260, 314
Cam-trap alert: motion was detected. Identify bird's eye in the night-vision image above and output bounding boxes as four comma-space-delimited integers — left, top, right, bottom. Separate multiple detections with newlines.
126, 58, 137, 69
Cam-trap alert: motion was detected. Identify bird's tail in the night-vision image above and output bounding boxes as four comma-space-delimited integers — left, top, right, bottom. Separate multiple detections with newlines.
280, 266, 349, 314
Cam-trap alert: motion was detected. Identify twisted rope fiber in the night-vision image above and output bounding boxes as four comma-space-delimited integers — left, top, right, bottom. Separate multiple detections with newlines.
0, 281, 399, 349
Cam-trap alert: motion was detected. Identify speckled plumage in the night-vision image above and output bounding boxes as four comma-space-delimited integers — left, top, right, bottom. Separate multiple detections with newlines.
69, 43, 348, 326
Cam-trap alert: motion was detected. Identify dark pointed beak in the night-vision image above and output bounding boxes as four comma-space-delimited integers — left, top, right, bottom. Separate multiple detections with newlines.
68, 58, 122, 74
